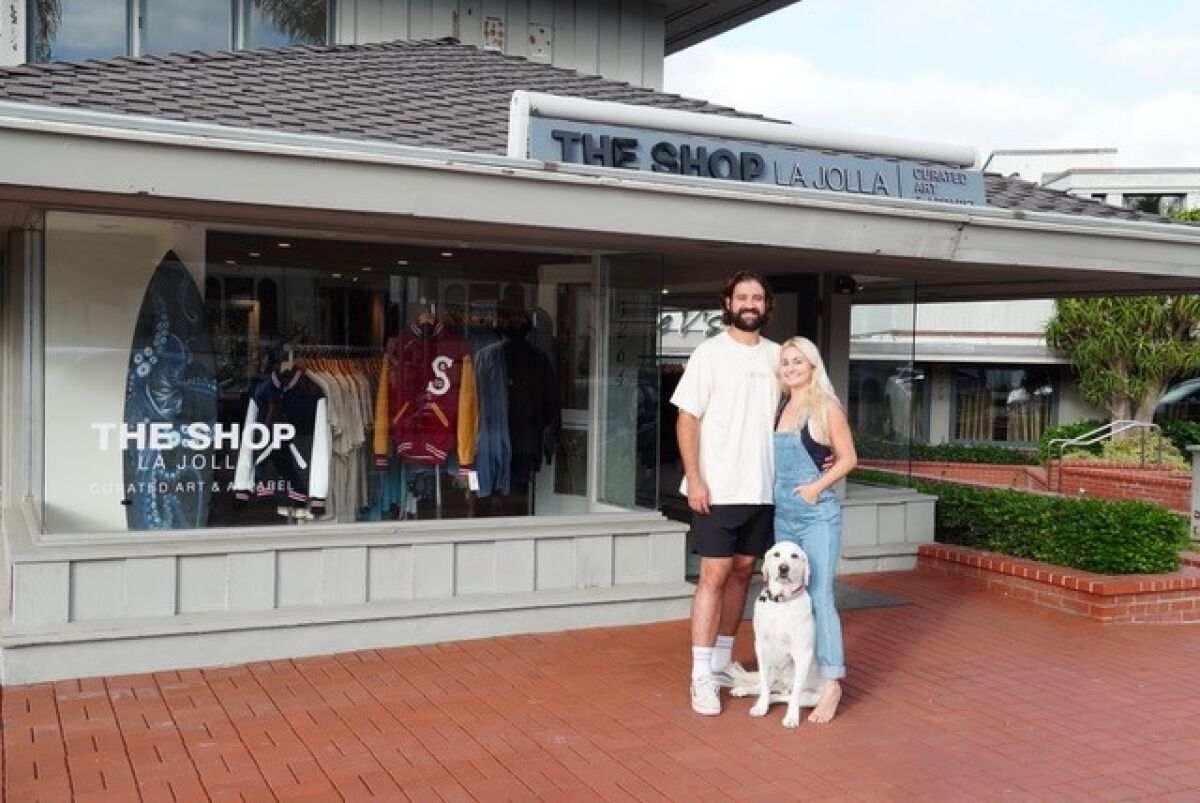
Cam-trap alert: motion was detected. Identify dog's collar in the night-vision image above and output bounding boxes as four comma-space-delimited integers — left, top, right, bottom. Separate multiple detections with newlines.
759, 585, 806, 604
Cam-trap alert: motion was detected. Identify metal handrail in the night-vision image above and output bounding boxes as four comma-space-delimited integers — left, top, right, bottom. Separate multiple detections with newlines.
1045, 420, 1163, 492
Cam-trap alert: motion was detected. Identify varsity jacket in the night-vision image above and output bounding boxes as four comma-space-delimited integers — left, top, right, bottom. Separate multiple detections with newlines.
373, 322, 478, 467
233, 368, 331, 510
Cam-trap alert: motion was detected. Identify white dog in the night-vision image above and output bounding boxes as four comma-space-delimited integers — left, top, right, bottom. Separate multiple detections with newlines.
729, 543, 822, 728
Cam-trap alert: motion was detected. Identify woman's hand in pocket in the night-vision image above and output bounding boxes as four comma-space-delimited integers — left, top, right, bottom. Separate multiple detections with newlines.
792, 483, 820, 505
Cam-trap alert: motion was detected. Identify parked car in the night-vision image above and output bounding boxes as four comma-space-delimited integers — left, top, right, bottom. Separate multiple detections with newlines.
1154, 377, 1200, 422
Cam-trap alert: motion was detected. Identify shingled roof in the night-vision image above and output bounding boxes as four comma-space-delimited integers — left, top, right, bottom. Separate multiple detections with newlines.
0, 38, 1161, 223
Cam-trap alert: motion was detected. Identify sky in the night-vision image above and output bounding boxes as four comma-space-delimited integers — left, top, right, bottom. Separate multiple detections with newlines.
663, 0, 1200, 168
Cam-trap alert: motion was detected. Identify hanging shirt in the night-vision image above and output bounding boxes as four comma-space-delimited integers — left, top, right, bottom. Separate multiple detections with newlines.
232, 368, 332, 511
374, 322, 478, 467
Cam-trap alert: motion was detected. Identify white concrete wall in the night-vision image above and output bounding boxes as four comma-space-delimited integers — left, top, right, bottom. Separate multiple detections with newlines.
839, 484, 936, 573
1058, 380, 1106, 426
3, 512, 690, 683
337, 0, 667, 88
853, 300, 1054, 337
0, 0, 22, 66
984, 149, 1117, 183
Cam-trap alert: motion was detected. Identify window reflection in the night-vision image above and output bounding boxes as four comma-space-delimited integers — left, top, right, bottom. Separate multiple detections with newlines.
953, 365, 1054, 443
28, 0, 330, 63
31, 0, 127, 62
245, 0, 329, 48
849, 362, 928, 443
143, 0, 231, 54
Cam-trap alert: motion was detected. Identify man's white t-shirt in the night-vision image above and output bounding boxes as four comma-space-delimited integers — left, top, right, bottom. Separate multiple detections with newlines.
670, 331, 781, 505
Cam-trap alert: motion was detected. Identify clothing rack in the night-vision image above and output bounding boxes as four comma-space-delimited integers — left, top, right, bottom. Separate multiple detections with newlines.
285, 343, 383, 361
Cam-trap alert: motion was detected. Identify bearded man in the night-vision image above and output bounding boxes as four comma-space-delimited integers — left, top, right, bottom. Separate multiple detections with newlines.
671, 270, 781, 716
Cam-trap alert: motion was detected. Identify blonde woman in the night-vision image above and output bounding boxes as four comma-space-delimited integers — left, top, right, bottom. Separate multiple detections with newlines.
774, 336, 857, 723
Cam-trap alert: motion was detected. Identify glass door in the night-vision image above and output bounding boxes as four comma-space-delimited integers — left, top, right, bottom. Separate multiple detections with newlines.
535, 263, 595, 513
596, 255, 663, 512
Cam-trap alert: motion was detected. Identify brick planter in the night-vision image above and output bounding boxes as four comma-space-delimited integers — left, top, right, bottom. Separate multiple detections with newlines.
918, 544, 1200, 623
859, 459, 1045, 490
859, 458, 1191, 512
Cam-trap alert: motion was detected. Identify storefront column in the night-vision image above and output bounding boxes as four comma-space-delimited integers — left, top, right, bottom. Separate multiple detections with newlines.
821, 275, 852, 401
929, 364, 953, 445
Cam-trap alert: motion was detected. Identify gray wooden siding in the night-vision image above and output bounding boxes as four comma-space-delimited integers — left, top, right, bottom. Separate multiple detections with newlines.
337, 0, 665, 88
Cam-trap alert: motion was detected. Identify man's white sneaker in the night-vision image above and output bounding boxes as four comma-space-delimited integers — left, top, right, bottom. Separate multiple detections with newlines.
690, 677, 721, 716
711, 661, 749, 688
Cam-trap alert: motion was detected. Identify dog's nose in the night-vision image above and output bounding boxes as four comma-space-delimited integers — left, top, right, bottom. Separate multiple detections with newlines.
778, 564, 789, 575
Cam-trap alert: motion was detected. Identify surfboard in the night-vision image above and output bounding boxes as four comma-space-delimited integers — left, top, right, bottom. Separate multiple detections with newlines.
121, 252, 218, 530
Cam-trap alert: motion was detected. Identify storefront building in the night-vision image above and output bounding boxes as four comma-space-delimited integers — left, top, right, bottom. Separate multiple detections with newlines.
3, 32, 1200, 683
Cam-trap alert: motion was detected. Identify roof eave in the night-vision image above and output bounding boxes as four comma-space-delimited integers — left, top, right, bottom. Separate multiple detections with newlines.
2, 104, 1199, 299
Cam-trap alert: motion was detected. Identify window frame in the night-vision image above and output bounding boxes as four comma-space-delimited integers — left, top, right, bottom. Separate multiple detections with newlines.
948, 362, 1060, 446
28, 0, 335, 61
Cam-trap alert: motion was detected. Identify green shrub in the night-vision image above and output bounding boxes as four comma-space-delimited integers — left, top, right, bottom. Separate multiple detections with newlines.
1036, 419, 1106, 463
1033, 499, 1189, 574
1159, 419, 1200, 456
1063, 431, 1190, 471
849, 468, 1188, 574
856, 434, 1037, 465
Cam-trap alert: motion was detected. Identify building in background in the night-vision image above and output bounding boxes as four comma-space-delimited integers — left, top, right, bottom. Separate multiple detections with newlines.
2, 0, 799, 87
850, 148, 1200, 447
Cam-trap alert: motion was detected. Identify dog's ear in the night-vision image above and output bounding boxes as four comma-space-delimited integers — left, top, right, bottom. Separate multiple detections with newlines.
801, 553, 811, 588
761, 551, 772, 586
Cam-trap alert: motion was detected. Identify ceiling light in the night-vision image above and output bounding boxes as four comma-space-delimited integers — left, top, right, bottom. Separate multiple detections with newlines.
331, 272, 342, 278
225, 259, 237, 266
361, 266, 372, 272
661, 288, 670, 295
277, 242, 291, 248
396, 259, 409, 266
440, 251, 454, 258
249, 251, 261, 258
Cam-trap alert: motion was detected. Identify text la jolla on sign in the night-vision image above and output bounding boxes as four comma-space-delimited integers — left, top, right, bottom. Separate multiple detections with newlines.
526, 117, 986, 206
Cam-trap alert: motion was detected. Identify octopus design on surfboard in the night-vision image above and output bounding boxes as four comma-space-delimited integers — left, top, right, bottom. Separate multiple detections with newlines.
121, 252, 218, 530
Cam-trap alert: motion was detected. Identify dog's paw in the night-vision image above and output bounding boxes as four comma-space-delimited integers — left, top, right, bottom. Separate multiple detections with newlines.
729, 685, 753, 698
749, 701, 769, 718
782, 710, 802, 728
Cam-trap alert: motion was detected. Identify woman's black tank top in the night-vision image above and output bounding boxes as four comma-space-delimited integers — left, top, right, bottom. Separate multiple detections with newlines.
776, 401, 833, 468
800, 423, 833, 468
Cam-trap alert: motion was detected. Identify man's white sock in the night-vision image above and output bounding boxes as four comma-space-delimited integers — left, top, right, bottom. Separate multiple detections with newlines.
711, 635, 734, 672
692, 646, 715, 680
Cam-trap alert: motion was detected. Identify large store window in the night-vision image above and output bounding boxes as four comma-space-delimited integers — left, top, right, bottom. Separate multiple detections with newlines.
29, 0, 330, 61
847, 289, 923, 473
848, 361, 929, 444
40, 211, 659, 533
953, 364, 1055, 443
1122, 194, 1185, 217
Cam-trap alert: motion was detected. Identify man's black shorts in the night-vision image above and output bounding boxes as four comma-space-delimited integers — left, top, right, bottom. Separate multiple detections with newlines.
691, 504, 774, 558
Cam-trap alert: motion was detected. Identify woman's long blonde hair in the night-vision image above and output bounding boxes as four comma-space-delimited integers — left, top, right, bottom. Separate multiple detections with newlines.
779, 336, 842, 436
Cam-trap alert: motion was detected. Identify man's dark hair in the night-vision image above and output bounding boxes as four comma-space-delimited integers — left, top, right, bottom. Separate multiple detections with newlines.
720, 270, 774, 327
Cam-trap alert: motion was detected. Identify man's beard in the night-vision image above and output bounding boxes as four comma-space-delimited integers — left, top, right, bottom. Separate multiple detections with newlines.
729, 308, 767, 332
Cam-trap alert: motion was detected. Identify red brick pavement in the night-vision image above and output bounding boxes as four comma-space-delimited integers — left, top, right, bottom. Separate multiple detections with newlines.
4, 568, 1200, 802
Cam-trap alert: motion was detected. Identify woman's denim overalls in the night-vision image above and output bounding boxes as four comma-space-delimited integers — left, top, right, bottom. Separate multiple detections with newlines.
773, 427, 846, 679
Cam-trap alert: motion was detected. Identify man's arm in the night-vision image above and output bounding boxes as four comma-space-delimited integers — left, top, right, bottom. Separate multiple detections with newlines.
676, 411, 710, 515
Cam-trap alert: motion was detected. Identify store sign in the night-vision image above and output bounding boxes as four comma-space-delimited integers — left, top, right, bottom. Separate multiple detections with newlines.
528, 117, 986, 206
